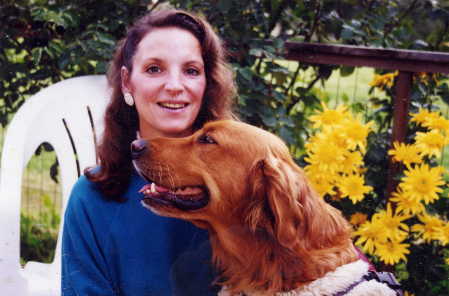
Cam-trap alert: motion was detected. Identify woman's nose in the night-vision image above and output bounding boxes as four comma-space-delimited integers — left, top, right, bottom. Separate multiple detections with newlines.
165, 72, 183, 94
131, 139, 148, 160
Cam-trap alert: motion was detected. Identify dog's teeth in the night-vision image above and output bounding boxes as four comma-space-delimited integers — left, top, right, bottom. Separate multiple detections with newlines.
150, 183, 156, 193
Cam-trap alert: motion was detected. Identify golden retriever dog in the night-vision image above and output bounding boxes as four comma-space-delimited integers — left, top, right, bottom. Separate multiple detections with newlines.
131, 120, 401, 296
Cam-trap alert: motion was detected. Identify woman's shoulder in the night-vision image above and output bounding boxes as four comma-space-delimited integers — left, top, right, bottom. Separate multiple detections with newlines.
68, 170, 143, 209
64, 172, 138, 231
70, 174, 102, 201
65, 175, 108, 218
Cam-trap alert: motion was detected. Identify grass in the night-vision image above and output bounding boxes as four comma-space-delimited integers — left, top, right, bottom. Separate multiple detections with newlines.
19, 148, 62, 264
21, 148, 62, 214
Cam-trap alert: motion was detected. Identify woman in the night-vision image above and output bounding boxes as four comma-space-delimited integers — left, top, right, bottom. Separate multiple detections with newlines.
61, 9, 237, 296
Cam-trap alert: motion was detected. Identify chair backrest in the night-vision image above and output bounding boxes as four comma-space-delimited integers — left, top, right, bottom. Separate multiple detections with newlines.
0, 75, 109, 295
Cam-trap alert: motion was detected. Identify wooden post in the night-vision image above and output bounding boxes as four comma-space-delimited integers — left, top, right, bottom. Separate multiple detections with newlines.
386, 71, 413, 198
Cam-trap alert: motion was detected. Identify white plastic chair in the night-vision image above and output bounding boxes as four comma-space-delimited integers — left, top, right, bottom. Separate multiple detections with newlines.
0, 75, 109, 295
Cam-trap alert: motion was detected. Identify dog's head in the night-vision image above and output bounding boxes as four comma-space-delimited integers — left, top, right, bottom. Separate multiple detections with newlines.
132, 120, 355, 292
132, 120, 293, 226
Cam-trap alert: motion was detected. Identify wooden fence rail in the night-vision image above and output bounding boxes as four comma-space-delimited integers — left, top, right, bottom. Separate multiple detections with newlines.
282, 42, 449, 197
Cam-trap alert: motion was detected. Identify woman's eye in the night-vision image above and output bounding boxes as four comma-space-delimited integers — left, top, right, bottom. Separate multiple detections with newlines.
186, 68, 200, 76
147, 66, 161, 74
198, 134, 217, 144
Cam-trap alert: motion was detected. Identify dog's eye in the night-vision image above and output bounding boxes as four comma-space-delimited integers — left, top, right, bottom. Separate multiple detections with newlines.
198, 134, 217, 144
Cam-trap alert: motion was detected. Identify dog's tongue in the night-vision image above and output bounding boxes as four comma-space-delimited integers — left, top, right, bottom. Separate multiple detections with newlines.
139, 182, 202, 196
173, 187, 203, 195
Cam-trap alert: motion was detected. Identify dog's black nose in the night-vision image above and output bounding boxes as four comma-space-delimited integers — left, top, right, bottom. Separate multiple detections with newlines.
131, 139, 148, 160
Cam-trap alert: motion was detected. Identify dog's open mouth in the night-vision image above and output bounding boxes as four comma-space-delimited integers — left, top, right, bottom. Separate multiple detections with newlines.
139, 182, 209, 211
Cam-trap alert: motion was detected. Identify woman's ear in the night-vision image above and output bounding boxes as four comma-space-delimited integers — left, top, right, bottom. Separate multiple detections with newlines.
121, 66, 131, 94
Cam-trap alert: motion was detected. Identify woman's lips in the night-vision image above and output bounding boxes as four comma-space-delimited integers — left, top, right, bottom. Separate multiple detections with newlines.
157, 102, 189, 110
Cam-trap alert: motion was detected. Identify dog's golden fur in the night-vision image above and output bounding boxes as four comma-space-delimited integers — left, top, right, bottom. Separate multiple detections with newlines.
134, 120, 358, 295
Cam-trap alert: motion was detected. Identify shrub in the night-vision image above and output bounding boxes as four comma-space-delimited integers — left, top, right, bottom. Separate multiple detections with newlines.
303, 87, 449, 295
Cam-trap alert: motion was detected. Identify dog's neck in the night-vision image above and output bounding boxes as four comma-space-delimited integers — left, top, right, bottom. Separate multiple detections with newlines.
208, 221, 358, 295
218, 259, 397, 296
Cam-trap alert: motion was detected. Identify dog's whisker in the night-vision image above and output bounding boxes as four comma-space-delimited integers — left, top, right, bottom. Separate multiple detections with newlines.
166, 164, 175, 189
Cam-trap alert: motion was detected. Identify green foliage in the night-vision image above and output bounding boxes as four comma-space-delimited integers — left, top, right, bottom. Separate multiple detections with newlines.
0, 0, 152, 126
20, 194, 60, 265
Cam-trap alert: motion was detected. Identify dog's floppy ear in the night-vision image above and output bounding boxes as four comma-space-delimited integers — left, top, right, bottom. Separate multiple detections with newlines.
246, 152, 351, 250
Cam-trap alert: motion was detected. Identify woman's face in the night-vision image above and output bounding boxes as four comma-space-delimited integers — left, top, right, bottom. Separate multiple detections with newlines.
122, 26, 206, 139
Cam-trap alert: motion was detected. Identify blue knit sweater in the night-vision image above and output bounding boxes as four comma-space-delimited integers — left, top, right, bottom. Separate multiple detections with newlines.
61, 172, 218, 296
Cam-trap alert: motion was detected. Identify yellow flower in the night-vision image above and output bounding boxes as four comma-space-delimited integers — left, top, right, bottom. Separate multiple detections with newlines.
372, 203, 410, 241
305, 104, 371, 202
437, 222, 449, 245
423, 115, 449, 133
350, 212, 368, 226
446, 258, 449, 265
340, 119, 373, 152
415, 130, 447, 158
404, 291, 415, 296
369, 71, 398, 89
309, 103, 349, 129
388, 142, 422, 168
375, 239, 410, 265
340, 151, 364, 174
320, 127, 349, 150
306, 173, 336, 197
354, 219, 386, 255
411, 213, 445, 243
410, 108, 439, 126
304, 141, 345, 173
411, 109, 449, 133
390, 189, 425, 215
400, 164, 445, 204
338, 174, 372, 203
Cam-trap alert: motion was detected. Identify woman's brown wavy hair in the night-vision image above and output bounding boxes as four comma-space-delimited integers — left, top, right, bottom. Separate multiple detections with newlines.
86, 9, 238, 200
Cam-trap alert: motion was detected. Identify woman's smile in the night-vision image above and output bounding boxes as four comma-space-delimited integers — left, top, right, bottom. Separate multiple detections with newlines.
157, 101, 190, 111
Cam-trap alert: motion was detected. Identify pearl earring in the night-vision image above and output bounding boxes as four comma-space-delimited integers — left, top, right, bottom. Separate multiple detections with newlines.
124, 93, 134, 106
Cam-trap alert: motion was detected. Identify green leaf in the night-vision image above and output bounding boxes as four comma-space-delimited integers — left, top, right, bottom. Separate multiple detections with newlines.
96, 32, 116, 46
95, 61, 107, 74
340, 26, 353, 39
273, 38, 285, 50
249, 48, 264, 57
31, 48, 43, 65
238, 67, 253, 82
340, 66, 355, 77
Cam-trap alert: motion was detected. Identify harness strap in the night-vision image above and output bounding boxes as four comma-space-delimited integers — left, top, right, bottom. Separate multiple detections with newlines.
333, 276, 366, 296
367, 271, 403, 296
333, 271, 403, 296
